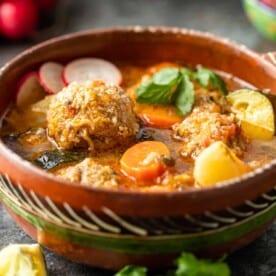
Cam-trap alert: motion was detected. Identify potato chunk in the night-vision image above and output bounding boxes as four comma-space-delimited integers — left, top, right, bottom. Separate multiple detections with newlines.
227, 89, 275, 140
194, 141, 250, 187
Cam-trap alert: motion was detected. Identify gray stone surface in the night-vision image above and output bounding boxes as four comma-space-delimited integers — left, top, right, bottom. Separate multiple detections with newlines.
0, 0, 275, 275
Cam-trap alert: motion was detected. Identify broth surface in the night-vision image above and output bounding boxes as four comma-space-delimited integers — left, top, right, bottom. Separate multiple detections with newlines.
1, 62, 275, 191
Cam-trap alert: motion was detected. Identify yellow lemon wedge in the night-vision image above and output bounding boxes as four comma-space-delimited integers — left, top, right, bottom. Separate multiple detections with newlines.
227, 89, 275, 140
194, 141, 251, 187
0, 244, 47, 276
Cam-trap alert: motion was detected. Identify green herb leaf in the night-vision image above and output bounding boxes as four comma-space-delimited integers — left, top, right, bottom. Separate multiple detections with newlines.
136, 81, 173, 105
136, 66, 226, 116
195, 67, 227, 95
152, 68, 180, 85
175, 252, 231, 276
34, 150, 86, 170
114, 252, 231, 276
173, 74, 195, 116
136, 68, 181, 105
181, 68, 194, 79
115, 265, 147, 276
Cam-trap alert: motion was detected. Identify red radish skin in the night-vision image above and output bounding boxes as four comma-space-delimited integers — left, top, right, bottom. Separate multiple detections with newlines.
63, 58, 122, 86
38, 62, 65, 94
0, 0, 38, 39
37, 0, 57, 11
16, 72, 45, 108
260, 0, 276, 9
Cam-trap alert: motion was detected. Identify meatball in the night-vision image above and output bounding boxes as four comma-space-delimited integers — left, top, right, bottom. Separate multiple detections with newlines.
173, 111, 247, 158
47, 81, 139, 151
55, 158, 119, 189
193, 87, 230, 114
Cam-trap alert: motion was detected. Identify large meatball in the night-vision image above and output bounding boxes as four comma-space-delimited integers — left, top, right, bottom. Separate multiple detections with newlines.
173, 111, 246, 158
47, 81, 139, 151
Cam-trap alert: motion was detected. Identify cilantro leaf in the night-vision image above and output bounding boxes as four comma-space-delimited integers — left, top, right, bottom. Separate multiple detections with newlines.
136, 81, 173, 105
135, 66, 226, 116
136, 68, 181, 105
152, 68, 180, 85
173, 74, 195, 116
115, 265, 147, 276
175, 252, 231, 276
194, 67, 228, 95
181, 68, 194, 79
115, 252, 231, 276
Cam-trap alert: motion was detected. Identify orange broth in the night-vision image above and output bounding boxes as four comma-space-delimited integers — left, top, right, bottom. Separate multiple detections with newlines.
1, 62, 276, 191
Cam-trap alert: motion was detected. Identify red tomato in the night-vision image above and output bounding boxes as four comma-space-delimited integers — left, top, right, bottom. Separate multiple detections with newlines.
0, 0, 38, 39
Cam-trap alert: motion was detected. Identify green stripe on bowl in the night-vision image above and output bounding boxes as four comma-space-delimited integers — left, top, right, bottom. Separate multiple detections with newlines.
0, 193, 275, 254
243, 0, 276, 40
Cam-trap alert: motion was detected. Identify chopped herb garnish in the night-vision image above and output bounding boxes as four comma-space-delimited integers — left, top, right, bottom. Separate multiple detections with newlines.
194, 66, 227, 95
136, 68, 181, 105
34, 150, 87, 170
115, 252, 231, 276
115, 265, 147, 276
181, 68, 194, 79
135, 66, 227, 116
174, 74, 195, 116
175, 252, 230, 276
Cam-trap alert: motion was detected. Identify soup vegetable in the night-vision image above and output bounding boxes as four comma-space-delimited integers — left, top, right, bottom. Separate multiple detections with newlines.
1, 59, 275, 191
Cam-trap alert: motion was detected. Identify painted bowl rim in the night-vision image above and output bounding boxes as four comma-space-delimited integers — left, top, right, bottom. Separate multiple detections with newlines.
0, 26, 275, 198
243, 0, 276, 17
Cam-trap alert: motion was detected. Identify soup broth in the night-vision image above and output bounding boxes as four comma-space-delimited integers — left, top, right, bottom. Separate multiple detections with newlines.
1, 61, 275, 191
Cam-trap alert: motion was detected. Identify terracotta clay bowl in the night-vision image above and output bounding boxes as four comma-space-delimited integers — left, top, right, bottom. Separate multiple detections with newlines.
0, 27, 275, 270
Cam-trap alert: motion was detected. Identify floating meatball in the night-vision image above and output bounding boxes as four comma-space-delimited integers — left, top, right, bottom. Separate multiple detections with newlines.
47, 81, 139, 151
173, 111, 247, 158
55, 158, 119, 189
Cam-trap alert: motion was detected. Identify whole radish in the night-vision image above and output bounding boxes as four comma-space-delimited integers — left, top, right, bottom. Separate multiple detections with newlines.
37, 0, 57, 11
0, 0, 38, 39
260, 0, 276, 9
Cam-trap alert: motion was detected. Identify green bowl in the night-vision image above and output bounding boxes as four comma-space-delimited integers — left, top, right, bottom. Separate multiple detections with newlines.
243, 0, 276, 41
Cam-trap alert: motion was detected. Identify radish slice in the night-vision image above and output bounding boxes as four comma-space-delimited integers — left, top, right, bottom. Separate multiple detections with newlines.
39, 62, 65, 94
16, 72, 46, 108
63, 58, 122, 85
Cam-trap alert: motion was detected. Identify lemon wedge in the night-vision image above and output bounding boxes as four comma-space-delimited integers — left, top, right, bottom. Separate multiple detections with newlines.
194, 141, 250, 187
227, 89, 275, 140
0, 244, 47, 276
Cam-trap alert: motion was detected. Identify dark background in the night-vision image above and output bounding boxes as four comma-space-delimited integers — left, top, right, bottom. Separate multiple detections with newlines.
0, 0, 275, 275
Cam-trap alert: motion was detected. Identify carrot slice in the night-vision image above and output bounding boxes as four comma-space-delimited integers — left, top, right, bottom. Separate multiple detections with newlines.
137, 103, 183, 128
120, 141, 170, 181
127, 85, 184, 128
126, 62, 184, 128
147, 62, 181, 74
